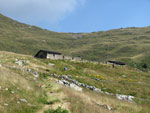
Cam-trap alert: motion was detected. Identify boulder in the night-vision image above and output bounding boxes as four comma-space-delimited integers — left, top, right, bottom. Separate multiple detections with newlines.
48, 63, 55, 67
70, 83, 82, 92
15, 59, 25, 66
33, 72, 39, 78
116, 94, 135, 102
20, 98, 27, 103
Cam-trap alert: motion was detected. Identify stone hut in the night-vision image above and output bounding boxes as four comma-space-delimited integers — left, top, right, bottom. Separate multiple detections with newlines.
108, 60, 126, 66
34, 50, 63, 59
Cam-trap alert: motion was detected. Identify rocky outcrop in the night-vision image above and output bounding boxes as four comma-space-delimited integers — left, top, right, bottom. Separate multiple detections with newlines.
15, 59, 26, 66
56, 80, 82, 92
116, 94, 134, 102
51, 74, 135, 102
4, 64, 39, 78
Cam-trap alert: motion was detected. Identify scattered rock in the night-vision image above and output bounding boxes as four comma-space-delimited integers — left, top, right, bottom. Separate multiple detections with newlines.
4, 103, 8, 106
64, 67, 68, 71
20, 99, 27, 103
11, 91, 15, 94
5, 88, 8, 91
33, 72, 39, 78
15, 59, 25, 66
56, 80, 82, 91
70, 83, 82, 92
48, 63, 55, 67
52, 74, 135, 102
25, 68, 32, 73
122, 75, 126, 78
0, 86, 1, 90
51, 73, 57, 77
116, 94, 135, 102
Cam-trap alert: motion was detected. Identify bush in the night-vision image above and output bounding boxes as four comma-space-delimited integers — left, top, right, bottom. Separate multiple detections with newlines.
44, 107, 68, 113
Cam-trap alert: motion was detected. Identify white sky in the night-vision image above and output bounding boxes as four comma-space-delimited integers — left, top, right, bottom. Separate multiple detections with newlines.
0, 0, 86, 24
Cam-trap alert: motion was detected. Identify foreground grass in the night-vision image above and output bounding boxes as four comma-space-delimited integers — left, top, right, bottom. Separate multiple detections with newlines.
0, 51, 150, 113
43, 59, 150, 104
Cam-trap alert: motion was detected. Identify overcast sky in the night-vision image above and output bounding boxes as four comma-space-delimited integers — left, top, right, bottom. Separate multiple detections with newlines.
0, 0, 150, 32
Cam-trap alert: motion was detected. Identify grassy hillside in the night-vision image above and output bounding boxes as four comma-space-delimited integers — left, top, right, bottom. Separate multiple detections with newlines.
0, 14, 150, 71
0, 51, 150, 113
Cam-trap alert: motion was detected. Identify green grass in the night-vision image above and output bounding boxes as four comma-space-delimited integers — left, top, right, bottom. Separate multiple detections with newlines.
0, 51, 150, 113
1, 14, 150, 71
44, 107, 69, 113
42, 59, 150, 105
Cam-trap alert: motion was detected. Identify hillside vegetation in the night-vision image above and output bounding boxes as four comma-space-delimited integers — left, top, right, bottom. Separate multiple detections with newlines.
0, 14, 150, 71
0, 51, 150, 113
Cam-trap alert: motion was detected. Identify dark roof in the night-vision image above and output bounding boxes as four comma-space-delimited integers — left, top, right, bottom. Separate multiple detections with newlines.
38, 50, 62, 55
108, 60, 126, 65
34, 50, 61, 58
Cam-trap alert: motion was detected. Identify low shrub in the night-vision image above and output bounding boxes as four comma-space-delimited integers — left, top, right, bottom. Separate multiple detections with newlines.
44, 107, 69, 113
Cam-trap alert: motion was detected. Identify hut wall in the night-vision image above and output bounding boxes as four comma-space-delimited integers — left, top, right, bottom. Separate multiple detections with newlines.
64, 56, 73, 60
54, 55, 63, 60
47, 54, 63, 60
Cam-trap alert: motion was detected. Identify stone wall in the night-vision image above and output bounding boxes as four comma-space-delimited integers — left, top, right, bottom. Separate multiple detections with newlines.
47, 54, 63, 60
63, 56, 73, 60
46, 53, 83, 61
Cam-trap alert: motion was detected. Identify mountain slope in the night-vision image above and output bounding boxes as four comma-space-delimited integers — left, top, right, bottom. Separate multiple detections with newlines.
0, 14, 150, 70
0, 51, 150, 113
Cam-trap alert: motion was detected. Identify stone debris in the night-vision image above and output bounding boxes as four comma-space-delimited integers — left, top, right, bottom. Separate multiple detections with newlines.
56, 80, 82, 92
5, 88, 8, 91
33, 72, 39, 78
116, 94, 135, 102
15, 59, 25, 66
122, 75, 127, 78
4, 103, 8, 106
25, 68, 32, 73
0, 64, 2, 67
70, 83, 82, 92
57, 75, 103, 93
0, 86, 1, 90
48, 63, 55, 67
11, 91, 15, 94
52, 74, 135, 102
6, 65, 39, 78
20, 99, 28, 103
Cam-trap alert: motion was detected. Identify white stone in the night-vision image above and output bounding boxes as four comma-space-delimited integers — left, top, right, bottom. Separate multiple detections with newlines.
116, 94, 135, 102
48, 63, 55, 67
11, 91, 15, 94
70, 83, 82, 92
33, 72, 39, 78
122, 75, 126, 78
20, 99, 27, 103
56, 80, 64, 85
15, 60, 25, 66
4, 103, 8, 106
